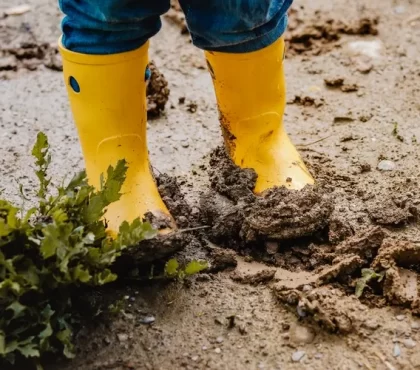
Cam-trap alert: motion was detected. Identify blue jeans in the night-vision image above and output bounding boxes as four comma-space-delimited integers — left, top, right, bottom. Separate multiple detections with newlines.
59, 0, 292, 54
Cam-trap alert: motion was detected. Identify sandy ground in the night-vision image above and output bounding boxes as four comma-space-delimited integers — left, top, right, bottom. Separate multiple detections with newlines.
1, 0, 420, 369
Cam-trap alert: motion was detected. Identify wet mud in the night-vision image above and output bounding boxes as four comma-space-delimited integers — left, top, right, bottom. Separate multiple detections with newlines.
201, 147, 333, 246
3, 0, 420, 368
286, 8, 379, 56
146, 60, 170, 118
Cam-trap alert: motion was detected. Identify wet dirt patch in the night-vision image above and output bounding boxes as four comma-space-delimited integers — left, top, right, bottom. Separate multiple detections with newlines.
273, 226, 420, 331
193, 146, 420, 328
286, 8, 379, 56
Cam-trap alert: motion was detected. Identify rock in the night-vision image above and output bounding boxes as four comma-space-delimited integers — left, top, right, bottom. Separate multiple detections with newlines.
411, 321, 420, 330
191, 355, 199, 361
396, 314, 406, 321
289, 324, 315, 345
362, 319, 380, 331
394, 6, 406, 14
292, 351, 306, 362
265, 241, 279, 255
216, 336, 224, 343
377, 160, 396, 171
5, 4, 31, 15
117, 333, 128, 342
140, 315, 155, 325
393, 343, 401, 357
314, 353, 323, 360
403, 338, 416, 349
214, 348, 221, 354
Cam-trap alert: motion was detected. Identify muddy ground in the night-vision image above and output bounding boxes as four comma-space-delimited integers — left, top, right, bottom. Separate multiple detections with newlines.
1, 0, 420, 369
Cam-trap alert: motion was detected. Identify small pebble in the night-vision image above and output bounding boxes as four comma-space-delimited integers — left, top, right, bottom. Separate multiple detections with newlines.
314, 353, 323, 360
296, 304, 306, 318
403, 338, 416, 349
289, 324, 315, 345
396, 314, 406, 321
393, 343, 401, 357
191, 356, 199, 361
215, 348, 221, 354
117, 333, 128, 342
202, 346, 208, 351
394, 5, 406, 14
411, 321, 420, 330
265, 241, 279, 255
140, 315, 155, 325
216, 336, 224, 343
377, 160, 396, 171
292, 351, 306, 362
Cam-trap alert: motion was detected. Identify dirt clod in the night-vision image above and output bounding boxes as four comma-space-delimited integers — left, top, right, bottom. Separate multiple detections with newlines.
202, 147, 333, 245
286, 10, 379, 56
230, 268, 276, 285
147, 61, 170, 118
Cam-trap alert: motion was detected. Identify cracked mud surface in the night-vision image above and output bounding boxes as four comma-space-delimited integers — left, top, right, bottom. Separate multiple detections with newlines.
1, 0, 420, 369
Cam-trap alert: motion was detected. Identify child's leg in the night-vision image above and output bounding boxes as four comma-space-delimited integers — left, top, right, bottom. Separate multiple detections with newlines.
58, 0, 176, 235
181, 0, 314, 192
59, 0, 169, 54
178, 0, 292, 53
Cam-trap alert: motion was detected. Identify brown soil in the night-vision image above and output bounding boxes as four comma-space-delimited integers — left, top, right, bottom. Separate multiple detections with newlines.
1, 0, 420, 369
147, 61, 170, 118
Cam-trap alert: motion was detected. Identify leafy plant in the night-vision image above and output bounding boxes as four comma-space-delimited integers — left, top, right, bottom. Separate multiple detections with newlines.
355, 268, 385, 298
0, 133, 156, 367
164, 259, 208, 279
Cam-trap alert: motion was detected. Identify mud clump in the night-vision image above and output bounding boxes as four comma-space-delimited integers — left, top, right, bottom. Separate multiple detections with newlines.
208, 146, 257, 204
243, 187, 333, 241
367, 198, 415, 226
288, 95, 325, 107
157, 174, 197, 229
201, 147, 333, 246
1, 42, 62, 76
274, 225, 420, 328
147, 61, 170, 118
231, 269, 276, 286
286, 9, 379, 56
208, 247, 238, 272
274, 286, 358, 334
324, 77, 359, 93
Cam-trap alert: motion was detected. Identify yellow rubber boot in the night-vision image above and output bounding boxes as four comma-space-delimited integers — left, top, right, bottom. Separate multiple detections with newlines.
59, 41, 175, 234
205, 37, 314, 193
